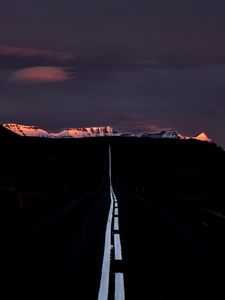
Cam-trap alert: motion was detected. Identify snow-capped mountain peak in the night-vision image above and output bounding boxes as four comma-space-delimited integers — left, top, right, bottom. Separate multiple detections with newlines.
193, 132, 211, 142
141, 129, 179, 139
161, 129, 180, 139
179, 132, 212, 142
3, 123, 52, 137
52, 126, 115, 138
1, 123, 213, 144
2, 124, 115, 138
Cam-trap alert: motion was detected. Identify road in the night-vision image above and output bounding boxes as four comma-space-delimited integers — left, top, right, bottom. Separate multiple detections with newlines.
0, 184, 110, 300
1, 146, 225, 299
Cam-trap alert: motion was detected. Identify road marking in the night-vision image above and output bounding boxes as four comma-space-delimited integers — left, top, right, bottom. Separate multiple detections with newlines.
114, 233, 123, 260
97, 148, 114, 300
113, 193, 117, 201
115, 273, 125, 300
114, 217, 119, 231
98, 147, 125, 300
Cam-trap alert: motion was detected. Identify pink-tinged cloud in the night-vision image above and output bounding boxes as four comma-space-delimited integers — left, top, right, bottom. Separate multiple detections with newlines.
216, 109, 224, 115
0, 45, 75, 62
9, 66, 71, 84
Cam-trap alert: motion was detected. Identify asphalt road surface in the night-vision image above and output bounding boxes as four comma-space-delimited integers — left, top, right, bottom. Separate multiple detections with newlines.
1, 146, 225, 300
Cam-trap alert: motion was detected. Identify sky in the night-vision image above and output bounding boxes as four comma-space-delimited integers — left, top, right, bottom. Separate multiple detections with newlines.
0, 0, 225, 146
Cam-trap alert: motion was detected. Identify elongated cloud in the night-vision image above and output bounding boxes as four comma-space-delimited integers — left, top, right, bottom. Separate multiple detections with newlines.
0, 46, 75, 62
9, 66, 71, 83
99, 112, 165, 133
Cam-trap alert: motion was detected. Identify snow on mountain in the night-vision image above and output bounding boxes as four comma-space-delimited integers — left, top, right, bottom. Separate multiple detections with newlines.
3, 124, 52, 138
2, 124, 115, 138
140, 129, 179, 139
192, 132, 211, 142
1, 123, 213, 143
179, 132, 212, 142
140, 129, 213, 143
161, 129, 180, 139
52, 126, 114, 138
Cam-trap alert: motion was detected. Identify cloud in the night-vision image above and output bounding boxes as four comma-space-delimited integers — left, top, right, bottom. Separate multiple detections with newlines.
215, 109, 225, 115
8, 66, 71, 84
0, 46, 75, 62
99, 112, 165, 133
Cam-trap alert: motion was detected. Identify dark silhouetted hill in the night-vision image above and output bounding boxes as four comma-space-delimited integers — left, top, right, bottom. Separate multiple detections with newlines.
0, 125, 21, 138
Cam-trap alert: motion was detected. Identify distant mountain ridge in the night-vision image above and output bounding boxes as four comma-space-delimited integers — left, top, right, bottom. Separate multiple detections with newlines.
1, 123, 212, 143
139, 129, 211, 142
2, 124, 116, 138
52, 126, 115, 138
3, 124, 51, 138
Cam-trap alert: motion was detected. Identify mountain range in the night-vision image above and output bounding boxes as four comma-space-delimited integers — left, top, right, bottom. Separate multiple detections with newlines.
0, 123, 212, 142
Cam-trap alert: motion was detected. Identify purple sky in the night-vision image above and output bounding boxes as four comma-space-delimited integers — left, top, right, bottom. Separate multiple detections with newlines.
0, 0, 225, 146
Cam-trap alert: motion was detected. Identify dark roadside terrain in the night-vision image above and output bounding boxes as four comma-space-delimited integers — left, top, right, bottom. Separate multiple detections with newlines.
0, 128, 225, 299
112, 138, 225, 299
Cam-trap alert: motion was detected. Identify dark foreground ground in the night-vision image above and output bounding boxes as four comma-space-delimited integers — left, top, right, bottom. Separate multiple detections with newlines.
0, 135, 225, 299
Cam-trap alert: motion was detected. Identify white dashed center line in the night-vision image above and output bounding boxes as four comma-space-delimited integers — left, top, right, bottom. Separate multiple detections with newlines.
114, 217, 119, 231
115, 273, 125, 300
97, 147, 125, 300
114, 233, 123, 260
